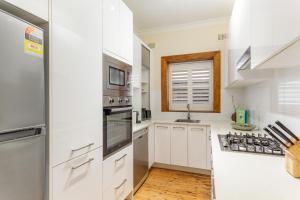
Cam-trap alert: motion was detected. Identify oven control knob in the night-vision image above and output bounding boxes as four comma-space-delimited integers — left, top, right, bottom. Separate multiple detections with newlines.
108, 97, 114, 104
125, 98, 129, 103
118, 98, 123, 103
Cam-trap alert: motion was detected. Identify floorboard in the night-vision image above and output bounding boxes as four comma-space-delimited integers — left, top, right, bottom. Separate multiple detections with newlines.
134, 168, 211, 200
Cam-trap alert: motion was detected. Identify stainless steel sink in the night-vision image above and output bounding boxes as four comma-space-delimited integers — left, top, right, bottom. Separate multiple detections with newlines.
174, 119, 200, 123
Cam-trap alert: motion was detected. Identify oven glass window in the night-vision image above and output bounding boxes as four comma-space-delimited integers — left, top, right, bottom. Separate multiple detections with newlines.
106, 111, 131, 150
109, 66, 125, 86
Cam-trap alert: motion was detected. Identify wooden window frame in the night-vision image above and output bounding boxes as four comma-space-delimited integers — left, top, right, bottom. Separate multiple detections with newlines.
161, 51, 221, 113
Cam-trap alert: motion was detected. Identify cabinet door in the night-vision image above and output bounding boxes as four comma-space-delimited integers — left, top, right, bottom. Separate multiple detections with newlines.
206, 128, 212, 170
5, 0, 48, 20
251, 0, 274, 68
52, 148, 102, 200
171, 125, 188, 167
51, 0, 102, 166
103, 0, 120, 56
132, 35, 142, 89
188, 126, 207, 169
148, 124, 155, 168
227, 0, 249, 83
155, 124, 171, 164
119, 0, 133, 63
273, 0, 300, 52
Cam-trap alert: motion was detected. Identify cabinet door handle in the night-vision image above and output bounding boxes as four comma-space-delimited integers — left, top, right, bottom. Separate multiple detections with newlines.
157, 126, 168, 129
115, 179, 127, 190
115, 154, 127, 164
191, 128, 204, 131
71, 143, 94, 152
173, 126, 185, 130
71, 158, 94, 170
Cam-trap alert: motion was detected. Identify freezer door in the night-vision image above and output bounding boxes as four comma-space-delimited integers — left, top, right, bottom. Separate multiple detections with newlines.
0, 128, 45, 200
0, 10, 45, 132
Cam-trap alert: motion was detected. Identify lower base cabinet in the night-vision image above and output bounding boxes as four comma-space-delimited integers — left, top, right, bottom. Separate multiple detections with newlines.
171, 125, 188, 166
148, 124, 155, 168
188, 126, 208, 169
154, 123, 211, 170
154, 124, 171, 164
52, 148, 102, 200
103, 145, 133, 200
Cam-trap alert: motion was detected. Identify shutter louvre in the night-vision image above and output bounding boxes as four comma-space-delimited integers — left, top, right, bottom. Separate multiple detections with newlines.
169, 61, 213, 111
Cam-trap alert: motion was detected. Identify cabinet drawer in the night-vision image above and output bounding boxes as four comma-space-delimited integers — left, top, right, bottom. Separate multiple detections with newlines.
52, 148, 102, 200
103, 174, 132, 200
103, 145, 133, 189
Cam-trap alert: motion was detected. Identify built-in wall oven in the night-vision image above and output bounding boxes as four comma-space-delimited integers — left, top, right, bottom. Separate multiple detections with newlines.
103, 54, 132, 159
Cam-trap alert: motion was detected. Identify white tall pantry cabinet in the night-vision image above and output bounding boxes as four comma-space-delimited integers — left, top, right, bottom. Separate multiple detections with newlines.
49, 0, 103, 200
103, 0, 133, 64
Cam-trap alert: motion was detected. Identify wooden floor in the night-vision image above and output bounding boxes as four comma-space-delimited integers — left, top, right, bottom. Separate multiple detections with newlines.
134, 168, 211, 200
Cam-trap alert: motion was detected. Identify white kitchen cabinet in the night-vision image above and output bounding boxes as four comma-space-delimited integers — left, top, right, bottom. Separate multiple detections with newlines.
171, 125, 188, 167
155, 124, 171, 164
103, 0, 133, 65
272, 1, 300, 52
148, 124, 155, 168
119, 0, 133, 63
188, 126, 207, 169
4, 0, 48, 20
52, 148, 102, 200
206, 127, 212, 170
250, 0, 274, 68
103, 145, 133, 200
51, 0, 102, 166
227, 0, 250, 84
103, 0, 119, 58
132, 35, 142, 89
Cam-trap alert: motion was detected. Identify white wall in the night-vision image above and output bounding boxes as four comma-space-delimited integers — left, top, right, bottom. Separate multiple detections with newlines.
244, 67, 300, 136
139, 21, 243, 121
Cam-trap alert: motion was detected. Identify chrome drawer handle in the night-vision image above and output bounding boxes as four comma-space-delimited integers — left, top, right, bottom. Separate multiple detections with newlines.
115, 179, 127, 190
71, 143, 94, 152
72, 158, 94, 170
115, 154, 127, 163
157, 126, 168, 129
191, 128, 204, 131
173, 126, 185, 130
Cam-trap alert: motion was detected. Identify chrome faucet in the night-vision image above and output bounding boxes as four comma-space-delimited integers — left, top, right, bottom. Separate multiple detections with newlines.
187, 104, 191, 120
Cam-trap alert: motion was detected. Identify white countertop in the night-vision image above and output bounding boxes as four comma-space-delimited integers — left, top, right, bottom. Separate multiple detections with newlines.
132, 119, 210, 133
210, 122, 300, 200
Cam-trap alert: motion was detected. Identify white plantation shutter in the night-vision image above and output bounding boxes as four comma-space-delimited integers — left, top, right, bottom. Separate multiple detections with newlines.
169, 61, 213, 111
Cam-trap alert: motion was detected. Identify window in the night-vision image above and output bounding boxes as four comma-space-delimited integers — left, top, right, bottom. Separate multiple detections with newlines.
161, 51, 221, 112
169, 61, 213, 111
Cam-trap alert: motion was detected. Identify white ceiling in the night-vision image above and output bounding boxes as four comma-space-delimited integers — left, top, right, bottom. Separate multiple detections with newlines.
123, 0, 235, 32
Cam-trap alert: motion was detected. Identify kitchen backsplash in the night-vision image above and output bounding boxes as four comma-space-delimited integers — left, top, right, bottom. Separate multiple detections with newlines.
243, 67, 300, 135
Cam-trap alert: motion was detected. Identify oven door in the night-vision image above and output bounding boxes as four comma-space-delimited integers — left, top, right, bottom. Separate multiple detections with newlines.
103, 106, 132, 159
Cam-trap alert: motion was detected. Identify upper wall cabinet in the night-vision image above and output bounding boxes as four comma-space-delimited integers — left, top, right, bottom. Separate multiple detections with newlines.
51, 0, 102, 166
103, 0, 133, 65
251, 0, 300, 69
4, 0, 48, 21
227, 0, 252, 85
250, 0, 273, 68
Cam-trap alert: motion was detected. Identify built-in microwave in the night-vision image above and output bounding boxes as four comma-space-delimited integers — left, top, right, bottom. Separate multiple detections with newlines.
103, 54, 131, 95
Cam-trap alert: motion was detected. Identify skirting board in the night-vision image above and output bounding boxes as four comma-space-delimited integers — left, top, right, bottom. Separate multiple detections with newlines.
153, 163, 211, 175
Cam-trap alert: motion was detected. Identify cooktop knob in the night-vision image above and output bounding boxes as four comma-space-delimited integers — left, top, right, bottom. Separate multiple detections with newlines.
125, 98, 129, 103
118, 98, 123, 103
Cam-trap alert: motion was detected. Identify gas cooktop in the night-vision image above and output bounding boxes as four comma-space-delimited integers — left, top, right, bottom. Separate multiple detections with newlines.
218, 132, 285, 156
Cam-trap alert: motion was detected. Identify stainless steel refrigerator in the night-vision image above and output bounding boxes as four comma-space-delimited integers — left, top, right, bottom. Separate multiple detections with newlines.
0, 10, 46, 200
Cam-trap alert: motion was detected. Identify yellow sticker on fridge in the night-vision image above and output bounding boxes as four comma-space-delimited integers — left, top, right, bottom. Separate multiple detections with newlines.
24, 39, 43, 56
24, 26, 43, 57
